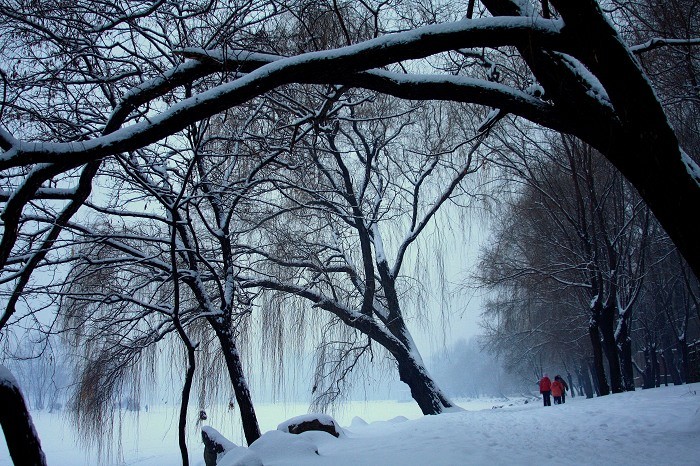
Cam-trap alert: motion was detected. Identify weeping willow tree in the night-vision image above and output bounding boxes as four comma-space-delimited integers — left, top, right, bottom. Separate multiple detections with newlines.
231, 86, 489, 414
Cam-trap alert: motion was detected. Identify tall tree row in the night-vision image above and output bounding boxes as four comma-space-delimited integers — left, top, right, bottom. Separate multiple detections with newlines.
476, 0, 699, 396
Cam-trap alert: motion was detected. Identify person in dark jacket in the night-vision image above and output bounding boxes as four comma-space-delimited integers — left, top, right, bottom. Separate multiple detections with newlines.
551, 377, 564, 404
539, 373, 552, 406
555, 375, 569, 403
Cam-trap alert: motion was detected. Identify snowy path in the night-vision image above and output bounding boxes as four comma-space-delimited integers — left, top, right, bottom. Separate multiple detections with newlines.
256, 384, 700, 465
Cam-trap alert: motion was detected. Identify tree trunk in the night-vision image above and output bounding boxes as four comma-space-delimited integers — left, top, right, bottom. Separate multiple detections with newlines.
255, 277, 455, 416
588, 361, 601, 397
651, 345, 661, 387
366, 265, 455, 415
0, 365, 47, 466
390, 315, 455, 414
560, 0, 700, 283
616, 314, 635, 391
566, 371, 575, 399
620, 337, 635, 391
599, 305, 623, 393
660, 353, 670, 386
642, 346, 654, 389
211, 321, 261, 445
589, 321, 610, 396
619, 325, 635, 391
577, 362, 594, 399
663, 345, 683, 385
178, 343, 197, 466
393, 349, 454, 415
678, 338, 690, 383
632, 357, 646, 389
484, 0, 700, 281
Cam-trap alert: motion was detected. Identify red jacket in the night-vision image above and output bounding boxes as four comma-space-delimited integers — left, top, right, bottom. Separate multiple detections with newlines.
551, 380, 564, 397
539, 376, 551, 393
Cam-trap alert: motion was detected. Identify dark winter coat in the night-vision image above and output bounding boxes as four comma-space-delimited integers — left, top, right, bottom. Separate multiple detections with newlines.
555, 375, 569, 391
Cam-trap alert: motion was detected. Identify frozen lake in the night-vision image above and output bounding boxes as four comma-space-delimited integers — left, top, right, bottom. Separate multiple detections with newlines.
0, 397, 510, 465
2, 386, 698, 465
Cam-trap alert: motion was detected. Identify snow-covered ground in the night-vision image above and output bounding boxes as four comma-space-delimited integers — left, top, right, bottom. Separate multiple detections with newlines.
2, 384, 699, 465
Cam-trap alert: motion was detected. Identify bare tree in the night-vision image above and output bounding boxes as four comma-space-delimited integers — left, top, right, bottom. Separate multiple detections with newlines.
635, 244, 700, 387
2, 0, 700, 285
231, 92, 485, 414
56, 122, 272, 447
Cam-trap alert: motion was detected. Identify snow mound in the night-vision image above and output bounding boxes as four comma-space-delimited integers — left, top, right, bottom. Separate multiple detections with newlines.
350, 416, 368, 427
442, 405, 466, 413
202, 425, 241, 466
216, 447, 263, 466
387, 415, 409, 423
277, 413, 344, 437
217, 445, 263, 466
249, 430, 319, 463
202, 426, 237, 452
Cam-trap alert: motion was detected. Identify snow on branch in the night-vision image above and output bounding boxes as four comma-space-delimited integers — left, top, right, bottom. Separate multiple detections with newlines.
681, 149, 700, 188
239, 277, 403, 351
630, 37, 700, 54
0, 187, 77, 202
0, 16, 567, 171
0, 127, 17, 151
175, 48, 283, 72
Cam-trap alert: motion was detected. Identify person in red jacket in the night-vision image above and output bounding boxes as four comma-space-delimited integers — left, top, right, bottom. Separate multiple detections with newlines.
539, 373, 552, 406
551, 376, 564, 404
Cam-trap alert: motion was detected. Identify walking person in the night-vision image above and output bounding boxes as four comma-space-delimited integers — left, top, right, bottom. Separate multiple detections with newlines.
539, 373, 552, 407
551, 376, 564, 405
555, 375, 569, 403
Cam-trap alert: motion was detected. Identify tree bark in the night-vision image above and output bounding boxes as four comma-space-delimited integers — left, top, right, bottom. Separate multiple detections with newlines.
618, 317, 636, 391
177, 343, 197, 466
483, 0, 700, 281
642, 346, 654, 389
548, 0, 700, 281
211, 321, 261, 445
651, 345, 661, 387
588, 361, 601, 397
393, 348, 454, 415
377, 299, 455, 414
245, 279, 454, 415
678, 338, 690, 383
664, 343, 682, 385
660, 353, 670, 386
620, 336, 635, 391
599, 305, 623, 393
566, 371, 575, 399
589, 320, 610, 396
371, 258, 455, 414
577, 362, 593, 399
0, 366, 47, 466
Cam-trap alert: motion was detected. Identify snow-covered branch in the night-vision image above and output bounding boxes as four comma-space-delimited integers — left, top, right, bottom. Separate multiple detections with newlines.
0, 17, 567, 170
630, 37, 700, 54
